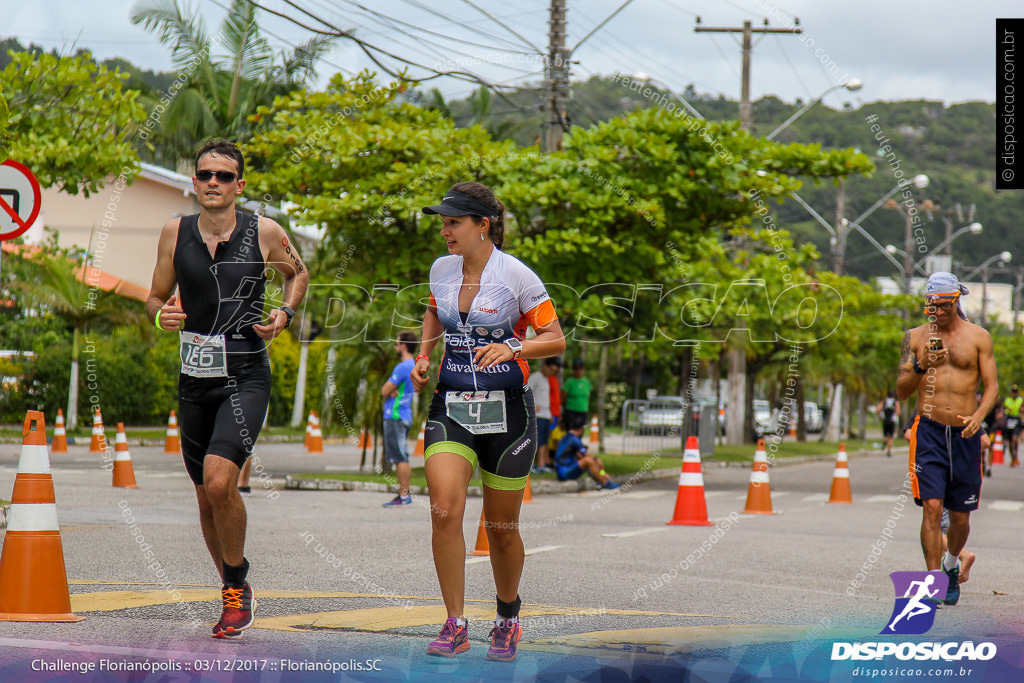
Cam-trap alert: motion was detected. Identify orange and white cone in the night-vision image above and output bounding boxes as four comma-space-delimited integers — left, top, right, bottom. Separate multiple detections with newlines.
828, 441, 853, 504
992, 431, 1005, 465
307, 412, 323, 454
666, 436, 714, 526
51, 409, 68, 453
412, 421, 426, 457
163, 410, 180, 454
304, 410, 314, 450
589, 416, 600, 444
0, 411, 85, 622
358, 428, 373, 450
469, 508, 489, 556
523, 475, 534, 504
788, 420, 797, 439
743, 439, 775, 514
112, 423, 138, 489
88, 408, 106, 454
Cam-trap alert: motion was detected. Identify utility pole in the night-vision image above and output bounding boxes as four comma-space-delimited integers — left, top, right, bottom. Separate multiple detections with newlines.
695, 17, 801, 443
694, 19, 802, 132
544, 0, 569, 152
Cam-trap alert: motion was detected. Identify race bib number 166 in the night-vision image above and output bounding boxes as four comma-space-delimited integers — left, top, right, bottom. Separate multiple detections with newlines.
180, 332, 229, 378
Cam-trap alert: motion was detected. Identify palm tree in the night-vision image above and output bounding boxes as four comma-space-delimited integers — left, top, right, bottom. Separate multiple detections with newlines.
130, 0, 339, 167
15, 247, 141, 430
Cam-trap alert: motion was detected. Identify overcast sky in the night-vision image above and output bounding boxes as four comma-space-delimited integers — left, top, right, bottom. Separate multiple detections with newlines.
5, 0, 1015, 110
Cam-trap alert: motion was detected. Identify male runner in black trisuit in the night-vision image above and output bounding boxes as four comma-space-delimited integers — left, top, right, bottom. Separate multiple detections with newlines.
146, 140, 309, 638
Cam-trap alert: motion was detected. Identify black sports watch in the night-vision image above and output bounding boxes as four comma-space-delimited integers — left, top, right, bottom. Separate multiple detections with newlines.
504, 338, 523, 360
278, 305, 295, 328
912, 356, 926, 374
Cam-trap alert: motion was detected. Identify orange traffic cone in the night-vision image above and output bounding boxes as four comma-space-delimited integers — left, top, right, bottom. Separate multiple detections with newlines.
51, 409, 68, 453
163, 410, 180, 454
307, 412, 323, 454
743, 439, 775, 514
589, 416, 600, 444
992, 431, 1005, 465
828, 441, 853, 504
788, 419, 797, 439
469, 508, 489, 556
522, 475, 534, 504
304, 410, 314, 450
0, 411, 85, 622
112, 423, 138, 489
358, 428, 373, 450
413, 421, 426, 457
667, 436, 714, 526
88, 408, 106, 454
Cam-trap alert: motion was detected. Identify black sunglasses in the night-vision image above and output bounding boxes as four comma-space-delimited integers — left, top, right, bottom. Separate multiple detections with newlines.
195, 170, 239, 182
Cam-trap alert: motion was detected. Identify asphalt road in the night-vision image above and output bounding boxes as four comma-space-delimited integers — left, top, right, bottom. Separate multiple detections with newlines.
0, 440, 1022, 683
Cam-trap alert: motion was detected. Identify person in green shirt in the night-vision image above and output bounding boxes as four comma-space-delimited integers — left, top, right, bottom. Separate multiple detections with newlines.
1003, 384, 1022, 466
561, 358, 592, 430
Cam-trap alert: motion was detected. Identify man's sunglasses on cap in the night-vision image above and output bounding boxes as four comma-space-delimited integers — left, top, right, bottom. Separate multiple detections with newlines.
195, 170, 239, 183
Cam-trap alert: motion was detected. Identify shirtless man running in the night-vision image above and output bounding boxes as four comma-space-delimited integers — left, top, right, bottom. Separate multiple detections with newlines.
897, 272, 998, 606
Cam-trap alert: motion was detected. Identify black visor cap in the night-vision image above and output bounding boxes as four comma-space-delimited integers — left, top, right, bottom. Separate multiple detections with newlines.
423, 190, 497, 218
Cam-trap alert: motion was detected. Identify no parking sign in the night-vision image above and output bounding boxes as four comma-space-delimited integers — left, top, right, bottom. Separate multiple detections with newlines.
0, 159, 41, 242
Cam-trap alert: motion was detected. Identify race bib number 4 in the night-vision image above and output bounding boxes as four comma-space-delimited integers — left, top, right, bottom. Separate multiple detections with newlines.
445, 390, 508, 434
180, 332, 228, 378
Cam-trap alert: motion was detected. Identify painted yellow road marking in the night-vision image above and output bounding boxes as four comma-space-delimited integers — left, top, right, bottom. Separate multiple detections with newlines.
70, 590, 426, 612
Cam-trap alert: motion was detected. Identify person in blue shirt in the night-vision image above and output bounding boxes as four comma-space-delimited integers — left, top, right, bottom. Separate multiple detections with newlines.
382, 331, 419, 506
554, 417, 619, 489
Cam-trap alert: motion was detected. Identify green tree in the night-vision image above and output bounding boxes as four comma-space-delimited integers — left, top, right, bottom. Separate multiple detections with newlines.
12, 242, 142, 429
130, 0, 339, 166
0, 51, 144, 195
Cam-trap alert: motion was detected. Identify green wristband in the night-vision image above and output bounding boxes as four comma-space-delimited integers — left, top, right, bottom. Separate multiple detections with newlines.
155, 309, 164, 331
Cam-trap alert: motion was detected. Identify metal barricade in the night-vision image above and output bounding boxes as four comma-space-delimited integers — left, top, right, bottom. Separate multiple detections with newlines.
618, 399, 716, 457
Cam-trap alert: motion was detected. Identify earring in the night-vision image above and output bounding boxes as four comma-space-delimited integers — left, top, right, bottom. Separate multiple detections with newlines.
480, 233, 485, 241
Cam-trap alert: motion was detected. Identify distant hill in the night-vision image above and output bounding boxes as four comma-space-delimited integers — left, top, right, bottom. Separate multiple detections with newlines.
4, 35, 1008, 283
445, 75, 1008, 284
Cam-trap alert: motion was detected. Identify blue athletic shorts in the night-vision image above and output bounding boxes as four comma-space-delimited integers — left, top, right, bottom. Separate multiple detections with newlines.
536, 417, 552, 448
556, 462, 583, 481
908, 414, 983, 512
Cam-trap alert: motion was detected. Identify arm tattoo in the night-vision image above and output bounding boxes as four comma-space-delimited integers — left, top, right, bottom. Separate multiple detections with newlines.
898, 331, 914, 374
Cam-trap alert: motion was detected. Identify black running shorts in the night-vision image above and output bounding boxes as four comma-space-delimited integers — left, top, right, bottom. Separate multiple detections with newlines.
178, 354, 271, 485
424, 384, 537, 491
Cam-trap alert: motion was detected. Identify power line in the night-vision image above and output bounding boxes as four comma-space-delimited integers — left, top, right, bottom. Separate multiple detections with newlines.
773, 34, 812, 99
326, 0, 538, 58
389, 0, 540, 53
243, 0, 539, 112
458, 0, 545, 55
570, 7, 717, 92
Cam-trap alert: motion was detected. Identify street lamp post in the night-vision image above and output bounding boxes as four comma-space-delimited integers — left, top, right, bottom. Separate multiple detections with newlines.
929, 222, 983, 257
884, 244, 930, 278
880, 174, 931, 294
963, 252, 1013, 327
766, 79, 863, 141
629, 72, 705, 120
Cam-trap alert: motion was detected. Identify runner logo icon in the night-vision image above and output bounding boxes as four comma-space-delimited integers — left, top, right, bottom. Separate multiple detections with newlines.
881, 571, 948, 635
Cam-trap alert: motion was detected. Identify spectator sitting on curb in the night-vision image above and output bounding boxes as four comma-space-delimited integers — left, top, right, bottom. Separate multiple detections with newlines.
554, 418, 619, 490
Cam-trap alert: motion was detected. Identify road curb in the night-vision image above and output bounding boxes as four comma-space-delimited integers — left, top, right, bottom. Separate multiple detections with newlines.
282, 448, 892, 495
284, 475, 599, 496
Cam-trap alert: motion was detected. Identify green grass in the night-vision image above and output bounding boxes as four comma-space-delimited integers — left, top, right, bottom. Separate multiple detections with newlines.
302, 467, 463, 490
293, 438, 875, 487
706, 438, 874, 463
